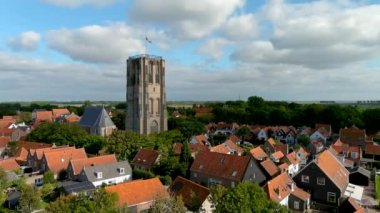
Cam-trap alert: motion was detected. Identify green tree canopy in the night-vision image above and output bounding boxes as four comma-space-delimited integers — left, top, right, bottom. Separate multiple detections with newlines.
212, 182, 288, 213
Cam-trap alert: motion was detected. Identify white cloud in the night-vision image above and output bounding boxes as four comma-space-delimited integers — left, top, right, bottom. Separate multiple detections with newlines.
0, 51, 124, 101
196, 38, 230, 60
129, 0, 244, 39
221, 13, 258, 41
46, 23, 146, 63
7, 31, 41, 51
232, 1, 380, 69
41, 0, 120, 7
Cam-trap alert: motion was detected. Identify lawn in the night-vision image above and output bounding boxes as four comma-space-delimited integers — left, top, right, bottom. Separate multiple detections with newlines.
376, 175, 380, 198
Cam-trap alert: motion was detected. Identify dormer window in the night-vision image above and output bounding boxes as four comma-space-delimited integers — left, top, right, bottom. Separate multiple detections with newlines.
232, 171, 237, 177
118, 167, 125, 174
96, 171, 103, 179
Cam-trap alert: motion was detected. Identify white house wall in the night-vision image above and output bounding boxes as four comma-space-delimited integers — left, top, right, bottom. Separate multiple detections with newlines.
91, 174, 131, 187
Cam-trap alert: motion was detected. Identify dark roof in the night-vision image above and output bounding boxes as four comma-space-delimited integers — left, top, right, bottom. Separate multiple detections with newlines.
350, 167, 370, 178
190, 151, 250, 181
58, 181, 96, 194
78, 106, 115, 128
132, 149, 160, 167
83, 161, 132, 183
169, 176, 210, 208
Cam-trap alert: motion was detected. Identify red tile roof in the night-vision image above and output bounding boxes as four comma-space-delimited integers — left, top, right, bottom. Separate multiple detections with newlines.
106, 178, 169, 207
70, 154, 117, 175
365, 141, 380, 155
132, 149, 160, 167
265, 172, 310, 203
339, 126, 366, 146
33, 146, 74, 160
0, 158, 20, 171
15, 142, 53, 163
278, 163, 289, 173
52, 108, 70, 119
260, 159, 280, 177
194, 135, 210, 146
0, 136, 9, 148
190, 151, 250, 181
0, 119, 13, 129
271, 151, 284, 161
65, 114, 80, 123
210, 140, 243, 155
0, 128, 15, 137
316, 150, 349, 192
229, 135, 240, 144
250, 146, 268, 161
274, 143, 288, 156
298, 147, 310, 157
43, 148, 87, 174
169, 176, 210, 207
286, 151, 301, 165
35, 111, 53, 123
291, 187, 311, 201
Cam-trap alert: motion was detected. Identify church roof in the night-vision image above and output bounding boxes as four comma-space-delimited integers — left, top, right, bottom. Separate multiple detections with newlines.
78, 106, 115, 128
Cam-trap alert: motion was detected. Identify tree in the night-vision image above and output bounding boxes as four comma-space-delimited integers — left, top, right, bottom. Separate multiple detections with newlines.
297, 135, 311, 147
111, 110, 126, 130
43, 170, 56, 184
19, 184, 41, 213
179, 142, 192, 164
168, 118, 204, 140
46, 188, 119, 213
150, 196, 186, 213
248, 96, 265, 109
132, 169, 155, 180
237, 126, 251, 143
213, 182, 288, 213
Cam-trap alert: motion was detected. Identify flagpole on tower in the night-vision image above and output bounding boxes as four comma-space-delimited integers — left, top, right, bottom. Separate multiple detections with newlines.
145, 35, 152, 55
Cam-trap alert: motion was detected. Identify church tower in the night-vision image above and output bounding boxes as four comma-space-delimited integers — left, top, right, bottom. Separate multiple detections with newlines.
126, 54, 167, 134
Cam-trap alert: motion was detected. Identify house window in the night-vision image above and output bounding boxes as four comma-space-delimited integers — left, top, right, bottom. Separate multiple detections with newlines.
193, 173, 197, 178
232, 171, 237, 177
301, 175, 309, 183
317, 177, 325, 185
294, 201, 299, 210
96, 172, 103, 179
231, 181, 235, 187
118, 167, 125, 174
327, 192, 336, 203
351, 152, 357, 159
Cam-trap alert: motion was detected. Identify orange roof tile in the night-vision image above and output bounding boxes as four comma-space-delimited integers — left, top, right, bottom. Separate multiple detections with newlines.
0, 136, 9, 147
70, 154, 117, 175
0, 158, 20, 171
298, 147, 310, 157
229, 135, 240, 144
106, 178, 169, 207
18, 141, 52, 150
132, 149, 160, 167
260, 159, 280, 177
278, 163, 289, 173
250, 146, 268, 161
194, 135, 209, 146
33, 146, 74, 160
339, 127, 366, 146
191, 151, 250, 181
44, 148, 87, 174
286, 151, 301, 165
169, 176, 210, 207
271, 151, 284, 160
365, 141, 380, 155
0, 119, 13, 129
266, 172, 309, 203
65, 114, 80, 123
35, 111, 53, 123
268, 138, 276, 147
210, 140, 243, 155
316, 150, 349, 192
291, 187, 311, 201
52, 108, 70, 119
0, 128, 15, 136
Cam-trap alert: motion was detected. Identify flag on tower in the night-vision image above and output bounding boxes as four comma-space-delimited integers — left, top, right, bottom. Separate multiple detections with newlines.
145, 36, 152, 43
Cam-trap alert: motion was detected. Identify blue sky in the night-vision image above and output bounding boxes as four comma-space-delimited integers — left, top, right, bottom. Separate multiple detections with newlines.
1, 0, 380, 102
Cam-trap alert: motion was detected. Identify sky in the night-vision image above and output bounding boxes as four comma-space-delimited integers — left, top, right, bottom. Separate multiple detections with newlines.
1, 0, 380, 102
